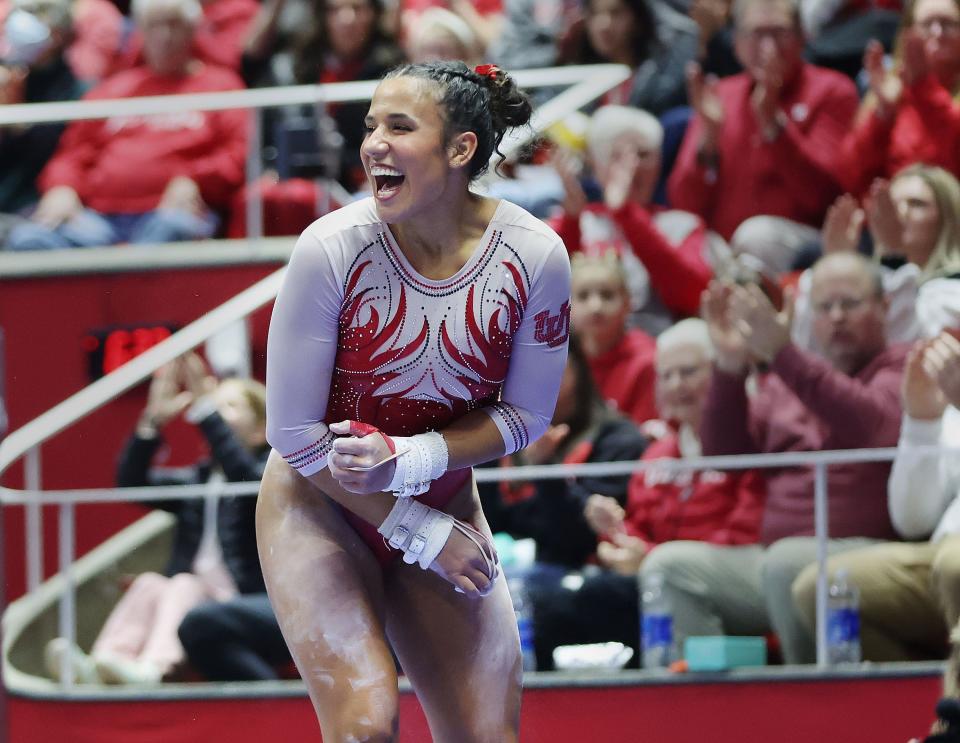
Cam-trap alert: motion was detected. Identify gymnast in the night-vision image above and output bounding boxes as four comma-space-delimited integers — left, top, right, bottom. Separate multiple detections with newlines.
256, 60, 572, 741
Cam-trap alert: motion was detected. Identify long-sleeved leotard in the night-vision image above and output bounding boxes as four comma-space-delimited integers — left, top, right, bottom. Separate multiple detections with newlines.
265, 197, 571, 559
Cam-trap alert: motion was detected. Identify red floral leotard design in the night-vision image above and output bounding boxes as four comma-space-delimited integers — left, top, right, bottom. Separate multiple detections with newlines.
265, 197, 571, 479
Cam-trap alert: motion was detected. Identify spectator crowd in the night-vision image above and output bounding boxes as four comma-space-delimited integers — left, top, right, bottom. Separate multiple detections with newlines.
8, 0, 960, 721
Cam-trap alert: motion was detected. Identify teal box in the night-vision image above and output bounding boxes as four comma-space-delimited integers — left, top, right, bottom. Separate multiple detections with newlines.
683, 636, 767, 671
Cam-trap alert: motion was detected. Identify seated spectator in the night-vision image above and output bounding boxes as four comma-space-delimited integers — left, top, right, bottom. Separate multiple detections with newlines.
793, 164, 960, 351
0, 0, 85, 244
45, 354, 269, 684
178, 592, 292, 681
0, 0, 125, 83
405, 6, 482, 64
668, 0, 859, 279
530, 318, 764, 668
569, 253, 659, 424
110, 0, 259, 76
641, 253, 908, 664
793, 330, 960, 661
227, 0, 401, 237
563, 0, 699, 115
839, 0, 960, 197
5, 0, 248, 251
551, 105, 726, 335
478, 332, 649, 586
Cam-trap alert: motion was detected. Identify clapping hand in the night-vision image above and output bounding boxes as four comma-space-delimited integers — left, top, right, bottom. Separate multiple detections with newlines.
551, 148, 588, 218
701, 280, 750, 373
822, 194, 865, 255
903, 340, 948, 420
728, 282, 794, 363
686, 62, 724, 151
179, 351, 217, 402
865, 178, 904, 256
923, 331, 960, 411
141, 361, 192, 430
864, 39, 903, 119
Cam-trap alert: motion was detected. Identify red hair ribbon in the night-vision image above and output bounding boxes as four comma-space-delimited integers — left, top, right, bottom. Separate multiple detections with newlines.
474, 64, 500, 80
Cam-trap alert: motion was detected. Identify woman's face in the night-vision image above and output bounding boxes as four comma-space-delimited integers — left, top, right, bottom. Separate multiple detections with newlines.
891, 174, 942, 264
214, 381, 266, 450
570, 264, 630, 343
361, 76, 459, 222
586, 0, 637, 63
326, 0, 376, 60
913, 0, 960, 71
654, 343, 712, 427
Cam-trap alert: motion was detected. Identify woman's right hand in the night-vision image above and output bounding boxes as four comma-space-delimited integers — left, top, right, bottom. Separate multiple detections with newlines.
864, 39, 903, 119
821, 193, 864, 255
141, 361, 192, 430
903, 341, 947, 420
865, 178, 904, 256
701, 280, 750, 374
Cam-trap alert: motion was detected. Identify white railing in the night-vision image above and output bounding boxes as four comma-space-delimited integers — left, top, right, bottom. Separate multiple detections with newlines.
5, 444, 948, 690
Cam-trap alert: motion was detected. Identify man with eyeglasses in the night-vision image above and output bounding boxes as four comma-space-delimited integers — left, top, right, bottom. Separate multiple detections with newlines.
639, 252, 909, 665
669, 0, 859, 279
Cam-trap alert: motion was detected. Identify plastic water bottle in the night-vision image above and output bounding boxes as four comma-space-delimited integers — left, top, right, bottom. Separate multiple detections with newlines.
509, 578, 537, 672
641, 572, 675, 669
826, 568, 862, 664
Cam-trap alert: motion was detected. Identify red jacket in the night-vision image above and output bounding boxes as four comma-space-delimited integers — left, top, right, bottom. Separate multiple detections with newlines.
624, 434, 765, 547
550, 202, 713, 318
587, 329, 658, 426
668, 63, 859, 240
40, 65, 248, 213
839, 74, 960, 197
701, 343, 908, 544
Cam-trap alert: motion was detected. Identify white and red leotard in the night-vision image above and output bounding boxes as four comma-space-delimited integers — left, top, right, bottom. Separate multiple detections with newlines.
265, 197, 571, 559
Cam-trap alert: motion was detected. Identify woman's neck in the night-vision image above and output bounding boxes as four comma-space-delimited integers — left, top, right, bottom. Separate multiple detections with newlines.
390, 191, 494, 279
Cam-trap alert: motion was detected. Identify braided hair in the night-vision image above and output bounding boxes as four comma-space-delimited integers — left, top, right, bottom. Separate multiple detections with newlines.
383, 61, 532, 179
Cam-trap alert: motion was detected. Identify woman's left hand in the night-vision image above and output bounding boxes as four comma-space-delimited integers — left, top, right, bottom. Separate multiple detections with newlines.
327, 420, 398, 494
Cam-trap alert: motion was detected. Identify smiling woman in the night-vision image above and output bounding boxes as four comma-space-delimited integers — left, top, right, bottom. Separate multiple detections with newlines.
256, 61, 572, 741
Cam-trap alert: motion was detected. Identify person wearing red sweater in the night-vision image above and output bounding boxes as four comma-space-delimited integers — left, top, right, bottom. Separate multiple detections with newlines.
551, 105, 723, 335
6, 0, 248, 250
668, 0, 859, 279
570, 252, 659, 425
641, 253, 908, 665
529, 318, 764, 668
839, 0, 960, 198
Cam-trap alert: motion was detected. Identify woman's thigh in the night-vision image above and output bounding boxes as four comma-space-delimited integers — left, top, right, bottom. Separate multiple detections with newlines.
384, 481, 522, 743
256, 452, 400, 741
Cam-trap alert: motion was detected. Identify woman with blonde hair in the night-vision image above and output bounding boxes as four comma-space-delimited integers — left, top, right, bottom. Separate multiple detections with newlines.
793, 163, 960, 351
840, 0, 960, 196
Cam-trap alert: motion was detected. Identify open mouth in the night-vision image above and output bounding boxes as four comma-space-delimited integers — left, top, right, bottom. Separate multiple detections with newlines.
370, 165, 405, 199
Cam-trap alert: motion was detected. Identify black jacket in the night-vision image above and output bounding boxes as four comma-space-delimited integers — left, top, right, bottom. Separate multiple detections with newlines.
116, 412, 269, 594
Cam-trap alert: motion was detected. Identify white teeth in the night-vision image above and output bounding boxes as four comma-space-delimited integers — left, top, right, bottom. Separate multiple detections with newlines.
370, 165, 403, 177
